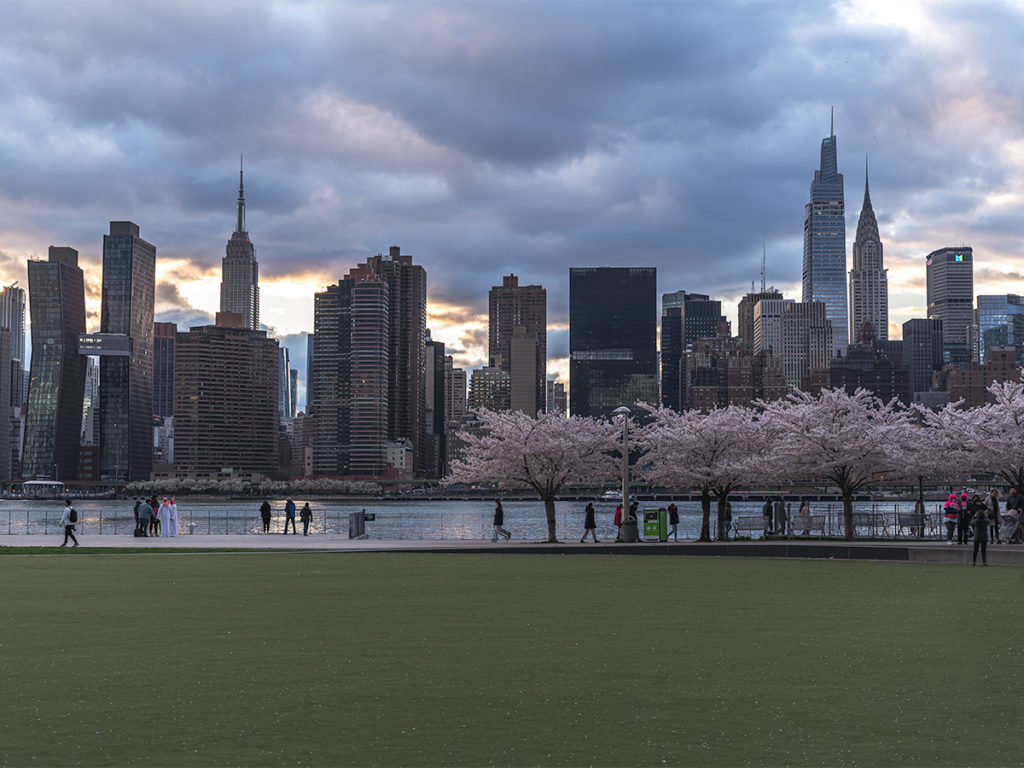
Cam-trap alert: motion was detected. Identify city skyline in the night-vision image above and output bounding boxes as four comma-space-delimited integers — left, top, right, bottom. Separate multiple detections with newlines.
3, 1, 1024, 406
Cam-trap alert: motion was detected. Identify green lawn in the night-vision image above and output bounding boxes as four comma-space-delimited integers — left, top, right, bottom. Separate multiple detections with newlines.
1, 552, 1019, 767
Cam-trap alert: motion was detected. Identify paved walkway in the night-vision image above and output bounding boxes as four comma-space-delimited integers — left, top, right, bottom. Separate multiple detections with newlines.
3, 533, 1022, 565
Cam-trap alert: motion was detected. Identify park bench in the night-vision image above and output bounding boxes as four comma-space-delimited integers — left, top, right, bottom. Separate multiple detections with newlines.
852, 512, 888, 537
733, 515, 767, 537
789, 515, 826, 537
896, 512, 930, 537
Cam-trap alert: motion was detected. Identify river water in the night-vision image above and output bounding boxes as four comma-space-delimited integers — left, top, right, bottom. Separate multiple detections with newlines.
0, 497, 949, 541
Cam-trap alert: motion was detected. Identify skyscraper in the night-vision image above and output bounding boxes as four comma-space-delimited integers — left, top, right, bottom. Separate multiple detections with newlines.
848, 162, 888, 341
311, 280, 353, 476
91, 222, 156, 482
348, 273, 390, 476
423, 330, 446, 477
660, 291, 724, 410
358, 247, 426, 475
926, 246, 973, 365
24, 247, 86, 480
902, 318, 944, 396
153, 322, 176, 420
220, 160, 259, 330
974, 294, 1024, 364
173, 317, 278, 477
278, 345, 291, 420
569, 267, 658, 418
803, 114, 848, 354
738, 288, 782, 350
488, 275, 546, 415
780, 301, 833, 391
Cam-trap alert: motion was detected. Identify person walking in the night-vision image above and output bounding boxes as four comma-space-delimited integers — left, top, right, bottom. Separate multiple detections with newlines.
132, 499, 141, 535
260, 500, 272, 533
987, 489, 1001, 543
667, 502, 679, 541
971, 498, 990, 566
492, 500, 511, 542
580, 502, 599, 542
1003, 489, 1022, 544
798, 499, 812, 535
300, 502, 312, 536
762, 497, 773, 538
283, 498, 297, 534
169, 498, 178, 537
59, 499, 79, 547
943, 493, 959, 545
614, 503, 623, 542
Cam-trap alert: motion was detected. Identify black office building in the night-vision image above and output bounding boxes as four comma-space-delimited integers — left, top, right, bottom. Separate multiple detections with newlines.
661, 291, 725, 411
570, 267, 658, 419
903, 318, 944, 396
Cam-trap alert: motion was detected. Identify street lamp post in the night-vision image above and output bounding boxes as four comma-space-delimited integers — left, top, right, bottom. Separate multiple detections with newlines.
613, 406, 636, 542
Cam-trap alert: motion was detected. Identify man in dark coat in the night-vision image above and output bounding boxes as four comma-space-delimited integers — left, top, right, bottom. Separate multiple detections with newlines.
762, 498, 773, 538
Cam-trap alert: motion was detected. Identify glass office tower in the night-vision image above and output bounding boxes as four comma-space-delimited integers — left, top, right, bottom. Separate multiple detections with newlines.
803, 118, 848, 354
569, 267, 657, 419
23, 247, 86, 480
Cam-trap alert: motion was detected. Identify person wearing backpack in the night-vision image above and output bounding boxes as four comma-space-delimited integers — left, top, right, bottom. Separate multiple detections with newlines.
59, 499, 79, 548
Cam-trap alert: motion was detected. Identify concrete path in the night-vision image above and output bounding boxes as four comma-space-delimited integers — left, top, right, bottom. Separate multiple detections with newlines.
3, 533, 1022, 565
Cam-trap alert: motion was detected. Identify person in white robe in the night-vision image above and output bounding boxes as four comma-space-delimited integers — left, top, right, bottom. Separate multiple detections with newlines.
169, 497, 178, 536
158, 497, 171, 537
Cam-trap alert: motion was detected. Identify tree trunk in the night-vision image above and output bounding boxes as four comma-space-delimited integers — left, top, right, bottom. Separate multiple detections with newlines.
699, 488, 711, 542
843, 490, 855, 541
544, 496, 558, 543
715, 491, 730, 541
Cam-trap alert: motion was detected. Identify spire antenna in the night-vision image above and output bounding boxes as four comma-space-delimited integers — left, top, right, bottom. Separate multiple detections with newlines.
830, 106, 834, 138
235, 154, 246, 234
761, 238, 766, 293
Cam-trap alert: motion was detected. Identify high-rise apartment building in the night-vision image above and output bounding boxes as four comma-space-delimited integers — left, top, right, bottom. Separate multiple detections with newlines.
569, 267, 658, 418
278, 345, 291, 420
289, 369, 298, 418
90, 222, 156, 482
81, 357, 99, 447
24, 247, 87, 480
220, 162, 259, 330
489, 275, 546, 416
443, 356, 467, 424
0, 284, 26, 407
348, 274, 390, 477
926, 247, 973, 365
848, 164, 888, 341
153, 322, 176, 421
902, 318, 944, 396
423, 330, 446, 477
660, 291, 725, 411
311, 280, 353, 476
358, 247, 427, 475
469, 366, 511, 412
780, 301, 833, 391
173, 317, 278, 477
753, 298, 795, 356
802, 117, 848, 355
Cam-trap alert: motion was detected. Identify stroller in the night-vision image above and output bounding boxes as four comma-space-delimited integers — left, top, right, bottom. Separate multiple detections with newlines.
1002, 510, 1022, 544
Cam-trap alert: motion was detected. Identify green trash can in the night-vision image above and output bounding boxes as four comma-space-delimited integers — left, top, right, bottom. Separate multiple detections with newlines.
644, 509, 667, 542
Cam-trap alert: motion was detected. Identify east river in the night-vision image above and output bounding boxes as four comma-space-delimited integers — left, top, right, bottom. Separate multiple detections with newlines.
0, 497, 949, 541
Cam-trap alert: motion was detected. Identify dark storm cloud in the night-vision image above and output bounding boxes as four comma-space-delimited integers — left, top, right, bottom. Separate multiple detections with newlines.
2, 0, 1024, 350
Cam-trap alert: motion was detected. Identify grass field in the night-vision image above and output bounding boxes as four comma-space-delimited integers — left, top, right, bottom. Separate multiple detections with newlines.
1, 552, 1021, 767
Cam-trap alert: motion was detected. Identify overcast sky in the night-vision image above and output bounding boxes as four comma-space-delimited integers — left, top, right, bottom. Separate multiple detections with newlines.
2, 0, 1024, 407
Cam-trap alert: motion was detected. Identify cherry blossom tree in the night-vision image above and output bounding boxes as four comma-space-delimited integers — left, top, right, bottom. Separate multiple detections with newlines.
757, 387, 911, 540
447, 409, 621, 542
638, 403, 756, 541
928, 375, 1024, 491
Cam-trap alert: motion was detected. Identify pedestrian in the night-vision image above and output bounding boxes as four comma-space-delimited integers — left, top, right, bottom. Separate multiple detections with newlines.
580, 502, 599, 542
260, 500, 272, 533
1002, 491, 1022, 544
725, 501, 733, 539
158, 497, 171, 538
132, 499, 141, 535
667, 502, 679, 541
986, 489, 1001, 543
774, 497, 788, 537
59, 499, 79, 547
492, 500, 511, 542
149, 496, 160, 537
300, 502, 312, 536
798, 499, 812, 535
283, 498, 297, 534
137, 499, 152, 537
169, 497, 178, 537
762, 497, 773, 538
614, 503, 623, 541
943, 493, 959, 545
957, 492, 971, 545
971, 498, 990, 566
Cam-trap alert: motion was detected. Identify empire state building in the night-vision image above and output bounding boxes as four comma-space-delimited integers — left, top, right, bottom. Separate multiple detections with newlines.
220, 159, 259, 330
